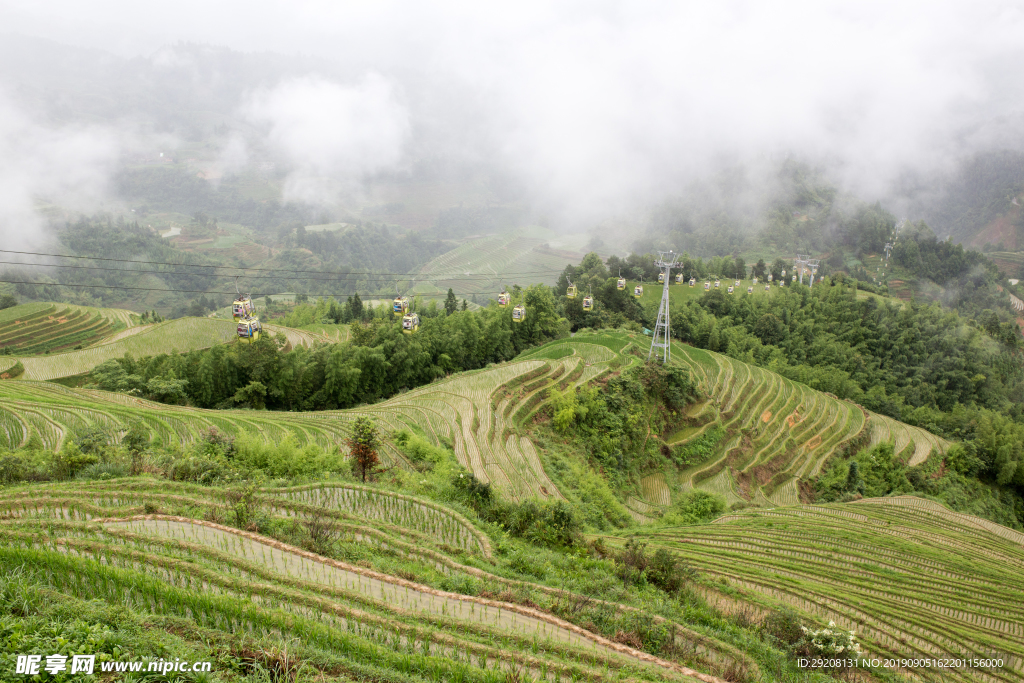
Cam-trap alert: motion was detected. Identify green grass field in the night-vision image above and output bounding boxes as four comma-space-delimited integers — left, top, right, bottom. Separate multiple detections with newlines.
0, 302, 137, 356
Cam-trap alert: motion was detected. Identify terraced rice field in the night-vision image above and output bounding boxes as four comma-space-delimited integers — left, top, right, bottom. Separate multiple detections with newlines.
0, 336, 625, 500
0, 329, 947, 511
412, 227, 584, 297
0, 302, 136, 355
0, 480, 718, 683
6, 318, 238, 381
596, 498, 1024, 683
671, 342, 948, 505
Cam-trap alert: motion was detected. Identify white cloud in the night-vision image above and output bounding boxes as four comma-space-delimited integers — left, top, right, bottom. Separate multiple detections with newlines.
242, 74, 410, 202
0, 92, 119, 248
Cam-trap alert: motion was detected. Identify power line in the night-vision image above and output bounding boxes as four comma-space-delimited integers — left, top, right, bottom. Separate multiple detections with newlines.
0, 248, 570, 280
0, 259, 563, 285
0, 278, 535, 300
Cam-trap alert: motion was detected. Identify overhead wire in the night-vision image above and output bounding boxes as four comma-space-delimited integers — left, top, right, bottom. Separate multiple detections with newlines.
0, 248, 570, 280
0, 278, 546, 300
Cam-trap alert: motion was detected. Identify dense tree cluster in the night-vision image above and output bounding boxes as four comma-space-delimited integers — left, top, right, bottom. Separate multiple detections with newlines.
88, 284, 567, 411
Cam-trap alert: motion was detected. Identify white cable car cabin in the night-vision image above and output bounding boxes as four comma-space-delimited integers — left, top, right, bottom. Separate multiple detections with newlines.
689, 278, 695, 287
402, 312, 420, 333
566, 283, 578, 299
512, 303, 526, 323
727, 286, 734, 294
633, 283, 643, 298
237, 317, 262, 342
497, 290, 511, 308
703, 282, 710, 291
747, 286, 753, 294
582, 295, 594, 311
752, 277, 758, 285
734, 280, 740, 287
232, 296, 254, 321
393, 296, 409, 314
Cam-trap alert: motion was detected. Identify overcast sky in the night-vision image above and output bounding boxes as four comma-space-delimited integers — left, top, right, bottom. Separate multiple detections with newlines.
1, 0, 1023, 240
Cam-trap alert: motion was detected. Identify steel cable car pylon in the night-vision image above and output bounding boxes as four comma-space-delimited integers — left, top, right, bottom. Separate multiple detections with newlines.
648, 250, 679, 365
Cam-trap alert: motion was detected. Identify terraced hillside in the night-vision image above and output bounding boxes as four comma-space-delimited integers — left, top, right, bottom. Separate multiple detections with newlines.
0, 479, 726, 683
5, 318, 237, 381
0, 302, 136, 355
0, 331, 948, 510
1, 317, 336, 382
597, 497, 1024, 683
411, 227, 585, 298
670, 343, 948, 509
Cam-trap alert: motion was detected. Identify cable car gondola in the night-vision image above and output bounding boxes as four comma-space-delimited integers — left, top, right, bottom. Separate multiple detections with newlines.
616, 269, 625, 291
633, 276, 644, 298
566, 278, 578, 299
727, 286, 734, 294
237, 316, 262, 343
583, 286, 594, 312
764, 283, 770, 291
675, 273, 684, 284
689, 278, 695, 287
734, 280, 740, 287
714, 279, 720, 289
752, 276, 758, 285
497, 289, 510, 308
393, 295, 410, 314
402, 312, 420, 334
232, 296, 254, 321
657, 272, 665, 284
747, 286, 753, 294
512, 303, 526, 323
704, 281, 710, 291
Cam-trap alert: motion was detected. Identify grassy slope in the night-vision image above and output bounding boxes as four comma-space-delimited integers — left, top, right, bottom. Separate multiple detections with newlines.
595, 497, 1024, 681
412, 227, 587, 298
0, 329, 947, 508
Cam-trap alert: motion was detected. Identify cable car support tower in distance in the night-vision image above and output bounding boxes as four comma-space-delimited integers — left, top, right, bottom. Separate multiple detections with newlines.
649, 250, 680, 364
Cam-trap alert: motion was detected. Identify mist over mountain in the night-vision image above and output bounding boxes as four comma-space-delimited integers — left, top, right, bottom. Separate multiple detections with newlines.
1, 2, 1023, 246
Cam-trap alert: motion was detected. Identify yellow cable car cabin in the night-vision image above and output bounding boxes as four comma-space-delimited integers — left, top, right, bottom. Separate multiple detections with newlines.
393, 296, 409, 314
582, 295, 593, 311
747, 286, 753, 294
232, 296, 253, 322
498, 290, 511, 308
734, 280, 740, 287
765, 284, 770, 291
236, 317, 262, 342
715, 280, 720, 289
512, 303, 526, 323
704, 282, 710, 291
402, 312, 420, 334
727, 286, 734, 294
675, 273, 683, 284
752, 277, 758, 285
657, 272, 664, 284
633, 283, 643, 298
689, 278, 695, 287
616, 277, 625, 290
566, 283, 578, 299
